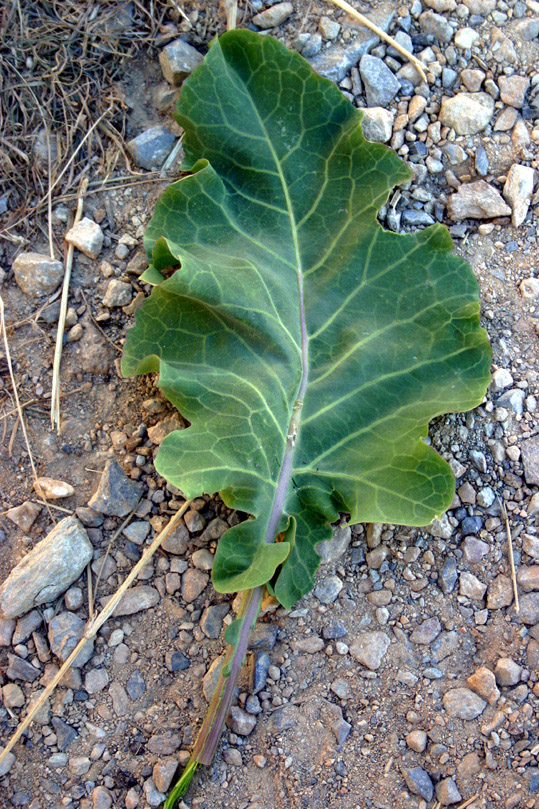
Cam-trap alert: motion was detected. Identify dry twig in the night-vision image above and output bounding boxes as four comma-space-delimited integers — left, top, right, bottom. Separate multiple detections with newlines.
499, 498, 519, 614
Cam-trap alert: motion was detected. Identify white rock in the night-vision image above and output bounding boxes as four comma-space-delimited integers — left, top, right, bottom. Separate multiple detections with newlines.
439, 93, 494, 135
360, 108, 394, 143
102, 279, 132, 308
503, 164, 535, 228
426, 513, 455, 539
65, 217, 104, 259
447, 180, 512, 220
319, 16, 340, 40
454, 28, 479, 48
0, 517, 93, 618
349, 631, 390, 670
459, 571, 487, 600
520, 278, 539, 299
491, 368, 513, 391
33, 477, 75, 500
12, 252, 64, 297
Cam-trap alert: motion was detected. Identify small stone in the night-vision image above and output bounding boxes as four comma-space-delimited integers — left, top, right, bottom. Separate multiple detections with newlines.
126, 671, 146, 701
85, 668, 109, 694
88, 460, 143, 517
301, 33, 322, 58
65, 218, 103, 259
33, 477, 74, 500
125, 787, 140, 809
487, 574, 513, 608
252, 651, 271, 694
522, 437, 539, 484
143, 777, 165, 807
439, 93, 494, 135
102, 279, 132, 308
410, 617, 441, 645
200, 603, 229, 639
0, 517, 92, 619
498, 75, 529, 108
504, 164, 535, 227
127, 127, 176, 171
6, 502, 42, 533
102, 585, 159, 617
48, 612, 93, 667
349, 631, 390, 670
519, 593, 539, 624
159, 39, 203, 86
224, 747, 242, 766
459, 571, 486, 600
0, 747, 16, 777
494, 657, 522, 686
520, 278, 539, 300
494, 106, 518, 132
458, 481, 476, 504
474, 145, 489, 177
0, 619, 15, 647
443, 687, 486, 719
12, 253, 64, 297
440, 557, 458, 594
313, 575, 343, 604
420, 10, 453, 42
249, 624, 278, 651
360, 108, 394, 143
13, 610, 42, 644
462, 537, 489, 564
454, 28, 479, 48
123, 521, 150, 545
184, 509, 206, 532
466, 666, 500, 703
406, 729, 428, 752
447, 180, 511, 221
461, 68, 485, 92
317, 524, 351, 564
6, 654, 40, 681
181, 569, 208, 602
192, 548, 214, 570
322, 619, 347, 640
92, 786, 112, 809
148, 732, 182, 756
403, 766, 434, 801
293, 636, 324, 653
165, 650, 190, 672
517, 566, 539, 592
109, 682, 129, 716
492, 368, 513, 391
153, 759, 178, 793
319, 16, 340, 39
427, 513, 455, 539
436, 778, 462, 805
227, 706, 256, 736
523, 534, 539, 559
2, 683, 25, 708
359, 55, 400, 107
252, 2, 293, 29
52, 716, 78, 750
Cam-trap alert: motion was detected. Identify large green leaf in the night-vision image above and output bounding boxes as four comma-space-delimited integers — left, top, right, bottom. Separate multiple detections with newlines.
122, 30, 491, 608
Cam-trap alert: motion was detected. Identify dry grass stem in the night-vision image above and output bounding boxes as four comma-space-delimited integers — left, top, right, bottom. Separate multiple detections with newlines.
0, 296, 55, 523
499, 498, 519, 614
0, 500, 192, 767
326, 0, 428, 82
89, 501, 141, 615
50, 177, 88, 431
455, 794, 480, 809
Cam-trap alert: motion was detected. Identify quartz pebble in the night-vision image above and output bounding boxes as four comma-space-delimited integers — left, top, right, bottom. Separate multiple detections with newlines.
65, 218, 103, 259
439, 93, 494, 135
503, 164, 534, 228
33, 477, 74, 500
349, 631, 390, 670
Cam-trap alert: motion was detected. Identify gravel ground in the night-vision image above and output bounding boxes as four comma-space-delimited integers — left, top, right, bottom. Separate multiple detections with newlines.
1, 1, 539, 808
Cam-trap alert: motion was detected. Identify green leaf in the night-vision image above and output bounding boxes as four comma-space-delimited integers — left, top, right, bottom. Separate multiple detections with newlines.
122, 30, 491, 608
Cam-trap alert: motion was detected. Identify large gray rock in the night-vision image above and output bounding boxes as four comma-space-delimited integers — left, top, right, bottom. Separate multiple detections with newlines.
159, 38, 203, 86
0, 517, 93, 619
359, 55, 400, 107
12, 252, 64, 297
439, 93, 494, 135
88, 460, 143, 517
308, 5, 393, 82
447, 181, 511, 221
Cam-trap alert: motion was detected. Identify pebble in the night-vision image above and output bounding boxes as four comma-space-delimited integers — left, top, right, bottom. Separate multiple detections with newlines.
486, 574, 513, 608
410, 617, 441, 644
520, 278, 539, 300
322, 619, 347, 640
518, 592, 539, 625
12, 252, 64, 297
224, 748, 242, 766
162, 523, 189, 555
123, 521, 150, 545
0, 516, 92, 619
33, 476, 74, 499
498, 75, 529, 108
491, 368, 513, 391
109, 682, 129, 716
403, 766, 434, 801
360, 107, 394, 143
440, 557, 458, 594
454, 27, 479, 48
48, 611, 94, 667
127, 127, 176, 171
92, 786, 112, 809
52, 716, 78, 750
252, 2, 293, 29
65, 217, 103, 259
436, 778, 462, 805
192, 548, 214, 571
439, 93, 494, 135
85, 668, 109, 694
503, 164, 534, 228
494, 657, 522, 686
3, 683, 25, 708
153, 759, 178, 793
166, 650, 190, 672
443, 687, 486, 719
349, 631, 390, 670
319, 16, 340, 40
200, 603, 229, 638
420, 10, 453, 42
521, 437, 539, 485
181, 569, 209, 602
148, 732, 182, 756
88, 460, 143, 517
0, 747, 16, 777
462, 537, 489, 564
459, 571, 486, 600
6, 501, 41, 533
102, 585, 159, 617
102, 279, 132, 307
466, 666, 500, 703
159, 38, 203, 85
143, 778, 165, 807
447, 180, 512, 220
406, 729, 428, 752
461, 68, 485, 92
13, 610, 42, 644
227, 706, 256, 736
126, 670, 146, 701
293, 636, 324, 653
517, 566, 539, 592
317, 524, 351, 564
313, 575, 343, 604
359, 55, 400, 107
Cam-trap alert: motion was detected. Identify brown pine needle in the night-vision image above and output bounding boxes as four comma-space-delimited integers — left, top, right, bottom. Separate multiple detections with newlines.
499, 498, 519, 614
326, 0, 428, 82
0, 500, 192, 767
